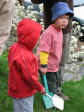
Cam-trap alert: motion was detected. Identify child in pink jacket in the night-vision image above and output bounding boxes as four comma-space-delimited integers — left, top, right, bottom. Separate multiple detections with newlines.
37, 2, 73, 95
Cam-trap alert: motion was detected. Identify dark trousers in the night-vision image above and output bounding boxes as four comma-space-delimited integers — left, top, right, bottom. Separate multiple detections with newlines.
39, 71, 61, 94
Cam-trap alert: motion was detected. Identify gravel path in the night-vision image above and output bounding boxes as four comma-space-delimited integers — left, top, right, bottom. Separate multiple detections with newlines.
63, 63, 84, 81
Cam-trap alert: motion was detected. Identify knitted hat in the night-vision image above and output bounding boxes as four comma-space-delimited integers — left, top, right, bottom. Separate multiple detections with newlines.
51, 2, 74, 22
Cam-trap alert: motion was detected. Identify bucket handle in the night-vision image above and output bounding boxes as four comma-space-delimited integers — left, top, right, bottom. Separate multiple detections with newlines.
43, 75, 49, 93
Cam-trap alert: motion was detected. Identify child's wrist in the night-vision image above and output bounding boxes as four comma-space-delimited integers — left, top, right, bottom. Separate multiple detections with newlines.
40, 64, 48, 68
40, 65, 48, 74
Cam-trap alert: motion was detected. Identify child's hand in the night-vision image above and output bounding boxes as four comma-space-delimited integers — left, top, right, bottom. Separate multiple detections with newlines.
40, 67, 47, 74
40, 87, 46, 94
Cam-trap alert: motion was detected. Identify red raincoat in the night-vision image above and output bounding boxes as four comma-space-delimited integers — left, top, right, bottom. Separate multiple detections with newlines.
8, 18, 43, 98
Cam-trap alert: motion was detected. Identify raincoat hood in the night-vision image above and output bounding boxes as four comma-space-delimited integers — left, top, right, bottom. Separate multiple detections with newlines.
17, 18, 42, 50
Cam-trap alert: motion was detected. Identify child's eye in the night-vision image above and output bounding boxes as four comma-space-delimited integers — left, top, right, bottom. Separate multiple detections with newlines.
60, 15, 69, 20
65, 16, 69, 20
59, 16, 64, 19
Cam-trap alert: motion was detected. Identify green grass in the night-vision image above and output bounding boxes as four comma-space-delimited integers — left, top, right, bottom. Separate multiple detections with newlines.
62, 79, 84, 112
0, 53, 13, 112
0, 53, 84, 112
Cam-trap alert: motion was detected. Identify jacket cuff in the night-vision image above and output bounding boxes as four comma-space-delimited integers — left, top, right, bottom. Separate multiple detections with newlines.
40, 64, 48, 68
37, 84, 44, 92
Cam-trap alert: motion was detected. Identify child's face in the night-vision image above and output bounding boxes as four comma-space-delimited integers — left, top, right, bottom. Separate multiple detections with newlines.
54, 15, 69, 29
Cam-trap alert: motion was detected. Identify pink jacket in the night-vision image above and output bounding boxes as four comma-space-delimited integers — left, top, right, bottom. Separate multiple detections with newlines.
37, 25, 63, 72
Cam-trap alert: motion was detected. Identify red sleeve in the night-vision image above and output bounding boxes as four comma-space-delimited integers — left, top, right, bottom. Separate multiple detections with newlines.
15, 57, 44, 92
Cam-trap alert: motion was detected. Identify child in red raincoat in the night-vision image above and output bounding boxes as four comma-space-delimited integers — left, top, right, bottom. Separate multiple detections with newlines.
8, 18, 45, 112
